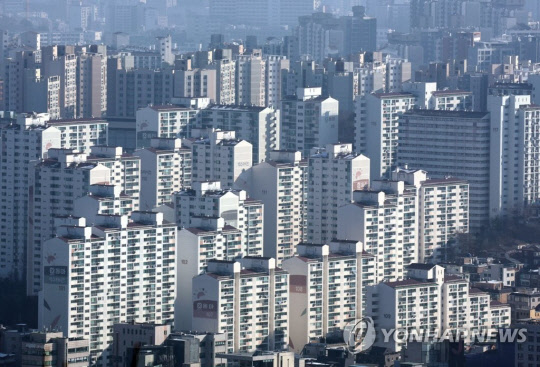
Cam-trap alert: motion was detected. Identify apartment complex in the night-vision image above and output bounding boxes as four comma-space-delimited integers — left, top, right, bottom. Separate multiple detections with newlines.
308, 143, 370, 244
391, 168, 469, 263
245, 150, 308, 264
135, 138, 191, 210
367, 264, 511, 352
1, 113, 107, 281
281, 241, 372, 352
489, 94, 540, 217
135, 105, 199, 147
176, 217, 244, 330
355, 92, 416, 179
39, 212, 176, 366
192, 257, 289, 353
338, 179, 418, 282
199, 105, 280, 163
174, 181, 264, 257
183, 130, 252, 189
280, 88, 338, 158
397, 109, 491, 230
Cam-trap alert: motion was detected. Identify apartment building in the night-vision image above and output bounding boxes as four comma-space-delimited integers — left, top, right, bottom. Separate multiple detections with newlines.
39, 212, 176, 366
1, 113, 106, 281
244, 150, 308, 264
280, 88, 339, 158
23, 71, 61, 119
183, 130, 252, 189
397, 109, 491, 230
176, 217, 244, 330
135, 138, 191, 210
391, 168, 469, 263
174, 67, 217, 102
42, 45, 78, 119
489, 94, 540, 217
236, 52, 266, 107
355, 92, 416, 179
108, 68, 175, 118
0, 113, 61, 280
212, 58, 236, 105
338, 179, 418, 282
73, 183, 136, 220
174, 181, 264, 257
27, 146, 140, 295
366, 264, 511, 352
192, 257, 289, 353
199, 105, 280, 163
86, 146, 140, 199
308, 143, 370, 245
281, 241, 372, 352
265, 55, 289, 108
47, 118, 108, 153
135, 105, 199, 148
76, 46, 107, 119
429, 90, 473, 110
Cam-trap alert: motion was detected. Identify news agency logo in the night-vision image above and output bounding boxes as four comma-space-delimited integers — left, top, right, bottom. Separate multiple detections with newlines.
343, 317, 376, 354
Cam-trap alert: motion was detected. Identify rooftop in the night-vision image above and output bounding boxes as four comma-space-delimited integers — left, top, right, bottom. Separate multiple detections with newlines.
403, 109, 489, 119
407, 263, 437, 270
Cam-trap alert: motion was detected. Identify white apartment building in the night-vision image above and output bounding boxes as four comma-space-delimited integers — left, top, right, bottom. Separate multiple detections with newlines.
174, 181, 264, 257
356, 82, 475, 180
42, 46, 78, 119
489, 94, 540, 217
385, 58, 412, 93
308, 143, 370, 244
176, 216, 244, 330
28, 149, 109, 295
73, 183, 138, 224
338, 179, 418, 282
244, 150, 308, 265
355, 92, 416, 179
47, 118, 108, 153
27, 146, 140, 295
265, 56, 289, 108
192, 257, 289, 353
366, 264, 511, 352
183, 130, 252, 189
280, 88, 339, 158
174, 67, 217, 102
281, 241, 373, 352
0, 113, 61, 280
39, 212, 176, 366
136, 105, 199, 148
391, 168, 469, 263
135, 138, 191, 210
86, 146, 140, 199
357, 61, 387, 97
199, 105, 280, 163
0, 113, 107, 280
429, 90, 473, 111
212, 59, 236, 105
397, 109, 491, 230
236, 52, 266, 107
